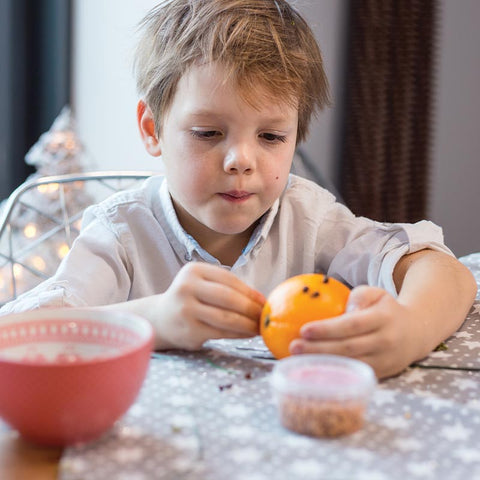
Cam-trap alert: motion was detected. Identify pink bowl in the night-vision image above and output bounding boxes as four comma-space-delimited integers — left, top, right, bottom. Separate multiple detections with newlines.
0, 308, 153, 446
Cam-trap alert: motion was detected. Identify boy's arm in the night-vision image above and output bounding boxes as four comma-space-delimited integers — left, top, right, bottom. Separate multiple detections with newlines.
392, 249, 477, 359
292, 249, 477, 379
98, 262, 265, 351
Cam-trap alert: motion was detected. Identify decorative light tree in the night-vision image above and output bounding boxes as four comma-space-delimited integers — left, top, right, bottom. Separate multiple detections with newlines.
0, 106, 95, 303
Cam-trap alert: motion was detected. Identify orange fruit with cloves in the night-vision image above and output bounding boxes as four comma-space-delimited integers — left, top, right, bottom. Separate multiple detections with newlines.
260, 273, 351, 359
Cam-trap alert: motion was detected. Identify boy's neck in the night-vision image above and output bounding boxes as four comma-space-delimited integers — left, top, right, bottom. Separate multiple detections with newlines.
192, 226, 256, 267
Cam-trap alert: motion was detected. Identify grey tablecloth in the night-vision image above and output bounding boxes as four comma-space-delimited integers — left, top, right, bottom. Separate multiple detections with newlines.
60, 254, 480, 480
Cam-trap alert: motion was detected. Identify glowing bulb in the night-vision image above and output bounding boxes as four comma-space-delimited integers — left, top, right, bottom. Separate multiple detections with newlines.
23, 223, 38, 239
57, 243, 70, 259
37, 183, 59, 194
13, 264, 23, 279
31, 256, 46, 272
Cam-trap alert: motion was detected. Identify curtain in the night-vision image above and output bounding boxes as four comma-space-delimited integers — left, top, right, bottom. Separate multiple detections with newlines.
0, 0, 71, 199
339, 0, 437, 222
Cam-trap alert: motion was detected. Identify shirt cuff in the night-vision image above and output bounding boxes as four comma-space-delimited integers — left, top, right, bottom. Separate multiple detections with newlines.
377, 220, 454, 296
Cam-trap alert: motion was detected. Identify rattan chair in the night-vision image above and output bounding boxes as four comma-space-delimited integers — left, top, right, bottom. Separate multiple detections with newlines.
0, 171, 157, 307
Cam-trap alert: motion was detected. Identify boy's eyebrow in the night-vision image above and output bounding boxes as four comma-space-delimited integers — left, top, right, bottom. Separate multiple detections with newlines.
186, 110, 295, 127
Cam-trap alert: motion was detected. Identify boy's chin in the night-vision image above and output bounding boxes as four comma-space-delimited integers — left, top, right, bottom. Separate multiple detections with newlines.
207, 219, 259, 237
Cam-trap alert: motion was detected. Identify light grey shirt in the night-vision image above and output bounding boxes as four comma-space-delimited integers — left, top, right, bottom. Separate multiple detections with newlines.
0, 174, 453, 314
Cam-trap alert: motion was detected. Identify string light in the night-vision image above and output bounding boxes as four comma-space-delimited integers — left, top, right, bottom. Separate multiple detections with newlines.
57, 243, 70, 259
30, 256, 46, 272
36, 183, 59, 195
0, 106, 89, 306
23, 223, 38, 239
13, 264, 23, 279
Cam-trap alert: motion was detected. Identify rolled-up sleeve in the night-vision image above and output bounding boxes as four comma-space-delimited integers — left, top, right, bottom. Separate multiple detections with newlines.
316, 202, 454, 296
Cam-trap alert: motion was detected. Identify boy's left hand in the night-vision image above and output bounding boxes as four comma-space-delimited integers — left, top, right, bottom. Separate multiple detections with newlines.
289, 285, 418, 379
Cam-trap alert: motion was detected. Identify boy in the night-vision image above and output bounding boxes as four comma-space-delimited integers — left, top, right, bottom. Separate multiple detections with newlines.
1, 0, 476, 379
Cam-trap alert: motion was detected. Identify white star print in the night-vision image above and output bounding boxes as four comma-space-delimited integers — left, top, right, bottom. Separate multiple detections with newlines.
225, 424, 257, 439
429, 350, 454, 359
283, 434, 314, 449
169, 414, 196, 428
394, 437, 423, 452
403, 368, 429, 383
452, 377, 478, 390
471, 303, 480, 315
440, 421, 472, 441
419, 394, 454, 411
164, 376, 193, 387
111, 447, 145, 463
461, 340, 480, 350
372, 389, 398, 406
355, 471, 389, 480
466, 399, 480, 411
236, 474, 270, 480
454, 330, 473, 339
230, 447, 263, 463
406, 461, 436, 477
289, 459, 325, 476
381, 416, 410, 430
170, 435, 199, 451
453, 447, 480, 463
168, 394, 195, 406
347, 449, 374, 461
221, 403, 251, 417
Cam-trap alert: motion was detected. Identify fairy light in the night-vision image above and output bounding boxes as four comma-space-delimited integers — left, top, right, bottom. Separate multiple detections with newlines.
0, 106, 92, 306
30, 256, 46, 272
13, 264, 23, 279
47, 183, 59, 193
36, 183, 59, 195
23, 223, 38, 239
57, 243, 70, 259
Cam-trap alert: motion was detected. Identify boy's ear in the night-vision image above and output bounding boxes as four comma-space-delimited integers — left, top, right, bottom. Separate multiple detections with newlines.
137, 100, 162, 157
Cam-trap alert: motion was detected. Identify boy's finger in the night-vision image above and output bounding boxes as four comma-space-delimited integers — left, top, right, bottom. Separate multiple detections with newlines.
195, 280, 264, 321
194, 263, 266, 307
195, 302, 260, 335
299, 309, 382, 340
346, 285, 386, 312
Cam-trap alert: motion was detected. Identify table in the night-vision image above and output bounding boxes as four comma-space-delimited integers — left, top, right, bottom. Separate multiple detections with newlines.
2, 253, 480, 480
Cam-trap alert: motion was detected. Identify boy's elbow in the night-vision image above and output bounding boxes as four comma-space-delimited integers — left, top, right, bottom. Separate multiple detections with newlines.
459, 260, 478, 305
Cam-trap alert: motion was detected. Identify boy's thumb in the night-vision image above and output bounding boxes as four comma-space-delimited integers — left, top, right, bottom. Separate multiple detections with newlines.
346, 285, 385, 313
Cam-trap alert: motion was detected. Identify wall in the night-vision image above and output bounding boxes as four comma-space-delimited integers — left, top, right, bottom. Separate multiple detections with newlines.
71, 0, 345, 176
429, 0, 480, 256
72, 0, 480, 257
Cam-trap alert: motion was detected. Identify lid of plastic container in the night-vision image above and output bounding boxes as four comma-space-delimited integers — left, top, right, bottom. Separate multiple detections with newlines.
271, 354, 377, 399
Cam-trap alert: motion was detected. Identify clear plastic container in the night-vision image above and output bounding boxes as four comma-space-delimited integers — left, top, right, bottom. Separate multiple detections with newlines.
271, 354, 376, 437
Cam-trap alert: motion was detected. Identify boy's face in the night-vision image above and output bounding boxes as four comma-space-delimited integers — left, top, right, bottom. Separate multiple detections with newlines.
154, 62, 298, 241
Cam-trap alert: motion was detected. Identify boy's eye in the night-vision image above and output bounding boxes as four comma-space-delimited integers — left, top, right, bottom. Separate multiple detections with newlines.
190, 130, 221, 139
260, 132, 287, 143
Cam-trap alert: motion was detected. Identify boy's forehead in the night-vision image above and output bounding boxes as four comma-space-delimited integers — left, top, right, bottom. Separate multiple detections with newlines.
177, 62, 298, 114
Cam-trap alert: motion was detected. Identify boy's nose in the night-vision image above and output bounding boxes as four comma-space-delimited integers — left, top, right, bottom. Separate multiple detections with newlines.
223, 145, 255, 175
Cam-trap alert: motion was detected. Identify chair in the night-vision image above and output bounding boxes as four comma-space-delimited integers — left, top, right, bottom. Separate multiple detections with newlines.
0, 171, 157, 307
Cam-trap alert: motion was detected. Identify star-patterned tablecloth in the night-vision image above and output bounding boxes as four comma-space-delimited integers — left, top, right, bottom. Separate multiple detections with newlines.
59, 254, 480, 480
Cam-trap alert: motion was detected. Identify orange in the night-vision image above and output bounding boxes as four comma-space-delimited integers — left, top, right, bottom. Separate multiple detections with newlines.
260, 273, 350, 359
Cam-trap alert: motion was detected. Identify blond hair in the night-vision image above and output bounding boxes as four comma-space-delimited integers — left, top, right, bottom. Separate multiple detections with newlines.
134, 0, 330, 143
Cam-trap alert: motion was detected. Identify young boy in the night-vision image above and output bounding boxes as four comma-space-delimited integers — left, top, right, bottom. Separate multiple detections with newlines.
1, 0, 476, 379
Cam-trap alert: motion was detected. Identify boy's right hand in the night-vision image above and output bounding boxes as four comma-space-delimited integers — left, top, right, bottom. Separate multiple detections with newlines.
115, 263, 266, 350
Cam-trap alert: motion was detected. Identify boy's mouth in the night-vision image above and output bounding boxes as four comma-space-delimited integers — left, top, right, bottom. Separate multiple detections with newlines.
219, 190, 253, 203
